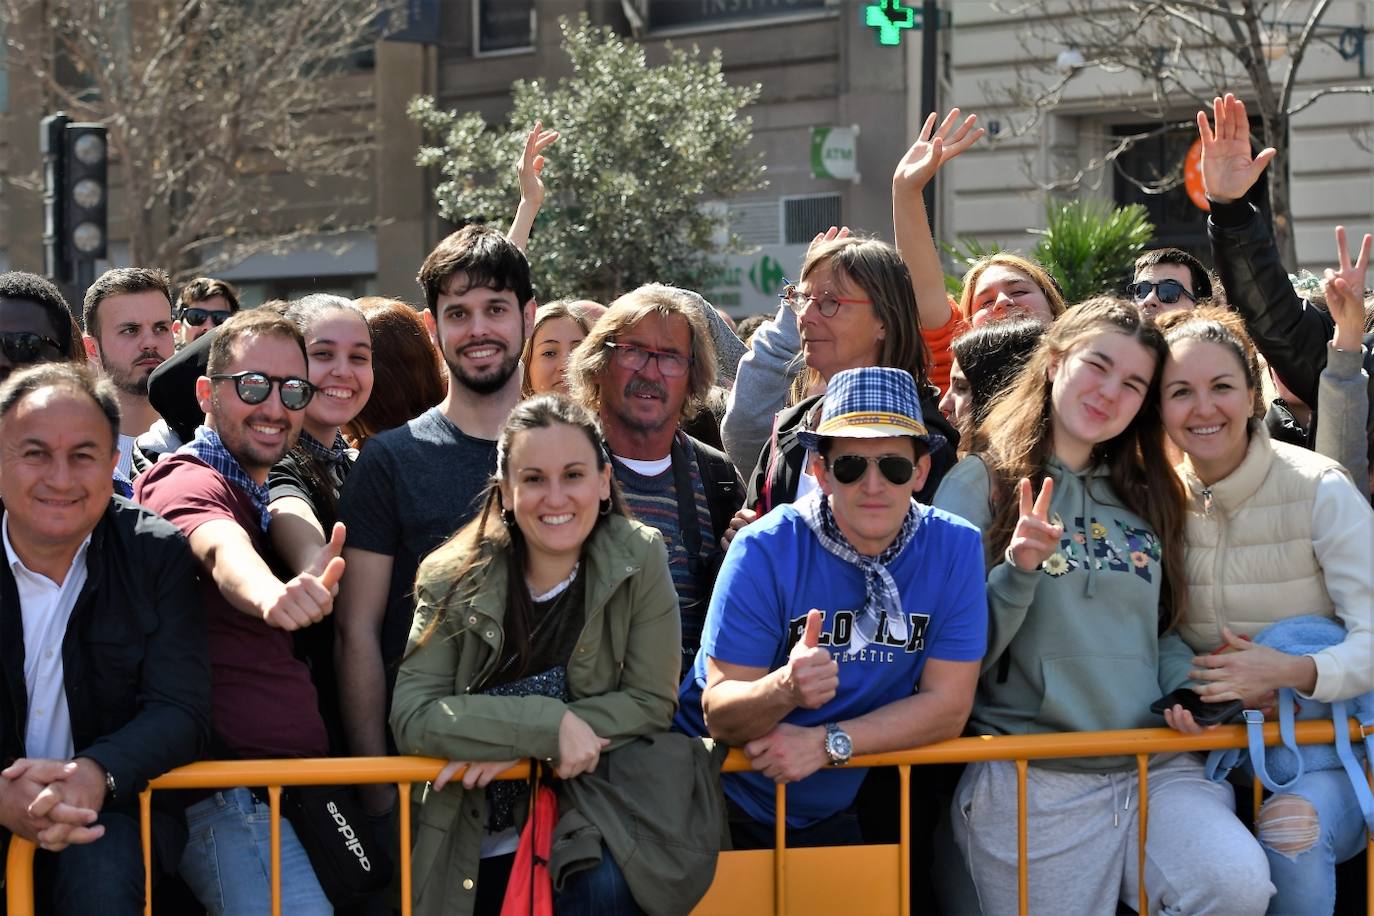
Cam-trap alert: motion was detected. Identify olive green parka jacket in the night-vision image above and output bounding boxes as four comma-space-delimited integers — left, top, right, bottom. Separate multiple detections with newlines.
389, 514, 682, 916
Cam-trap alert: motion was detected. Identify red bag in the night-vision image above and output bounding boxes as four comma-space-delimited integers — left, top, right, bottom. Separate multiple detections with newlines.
499, 779, 558, 916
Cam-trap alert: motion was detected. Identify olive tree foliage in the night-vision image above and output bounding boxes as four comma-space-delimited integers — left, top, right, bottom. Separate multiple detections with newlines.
409, 18, 766, 303
988, 0, 1373, 268
2, 0, 401, 278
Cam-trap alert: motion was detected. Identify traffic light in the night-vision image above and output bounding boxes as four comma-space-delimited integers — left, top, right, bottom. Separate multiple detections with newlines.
40, 112, 109, 284
63, 123, 109, 262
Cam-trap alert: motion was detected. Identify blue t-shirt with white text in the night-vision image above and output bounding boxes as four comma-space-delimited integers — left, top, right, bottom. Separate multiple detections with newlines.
675, 502, 987, 828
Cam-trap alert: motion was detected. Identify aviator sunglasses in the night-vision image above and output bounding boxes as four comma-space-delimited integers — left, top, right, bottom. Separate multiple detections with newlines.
179, 306, 234, 327
0, 331, 64, 365
827, 453, 915, 486
209, 371, 315, 410
1126, 279, 1196, 306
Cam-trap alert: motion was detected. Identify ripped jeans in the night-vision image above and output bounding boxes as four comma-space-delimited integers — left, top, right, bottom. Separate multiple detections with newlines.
1258, 769, 1367, 916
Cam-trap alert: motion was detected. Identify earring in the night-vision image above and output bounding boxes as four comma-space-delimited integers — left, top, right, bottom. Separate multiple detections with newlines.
599, 498, 612, 516
501, 509, 515, 528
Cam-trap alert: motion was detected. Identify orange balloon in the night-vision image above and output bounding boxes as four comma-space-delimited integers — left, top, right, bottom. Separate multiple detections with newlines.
1185, 138, 1209, 212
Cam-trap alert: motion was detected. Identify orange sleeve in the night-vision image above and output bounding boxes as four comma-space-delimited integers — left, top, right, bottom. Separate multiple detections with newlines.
921, 303, 968, 395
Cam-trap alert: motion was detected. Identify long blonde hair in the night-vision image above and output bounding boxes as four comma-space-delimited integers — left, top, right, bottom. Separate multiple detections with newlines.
977, 297, 1186, 629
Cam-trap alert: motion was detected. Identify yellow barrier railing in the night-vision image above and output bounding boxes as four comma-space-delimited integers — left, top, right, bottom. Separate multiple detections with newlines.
5, 721, 1371, 915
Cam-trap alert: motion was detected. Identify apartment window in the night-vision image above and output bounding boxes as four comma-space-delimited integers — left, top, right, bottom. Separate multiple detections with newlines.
647, 0, 828, 33
782, 194, 841, 245
475, 0, 534, 55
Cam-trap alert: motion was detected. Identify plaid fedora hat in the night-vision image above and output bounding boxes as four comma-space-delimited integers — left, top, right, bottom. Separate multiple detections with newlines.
796, 367, 945, 452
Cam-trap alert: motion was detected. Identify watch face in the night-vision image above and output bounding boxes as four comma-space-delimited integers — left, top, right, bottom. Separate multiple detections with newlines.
829, 731, 852, 760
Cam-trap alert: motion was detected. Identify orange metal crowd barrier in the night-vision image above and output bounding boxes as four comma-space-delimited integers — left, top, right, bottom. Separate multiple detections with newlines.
6, 721, 1371, 915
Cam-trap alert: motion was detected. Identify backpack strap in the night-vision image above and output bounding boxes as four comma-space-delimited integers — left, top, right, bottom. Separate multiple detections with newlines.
1330, 699, 1374, 833
688, 437, 745, 546
1245, 690, 1307, 793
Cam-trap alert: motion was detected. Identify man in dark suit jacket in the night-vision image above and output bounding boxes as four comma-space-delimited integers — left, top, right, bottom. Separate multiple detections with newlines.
0, 363, 209, 914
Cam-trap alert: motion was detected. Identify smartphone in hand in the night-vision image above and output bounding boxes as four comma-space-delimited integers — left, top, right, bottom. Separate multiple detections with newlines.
1149, 688, 1244, 726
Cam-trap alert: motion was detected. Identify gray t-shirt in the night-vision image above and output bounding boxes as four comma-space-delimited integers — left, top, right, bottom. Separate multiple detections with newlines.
338, 407, 496, 689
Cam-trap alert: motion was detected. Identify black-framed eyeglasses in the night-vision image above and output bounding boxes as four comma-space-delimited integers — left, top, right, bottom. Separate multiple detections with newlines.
209, 371, 315, 410
1127, 279, 1196, 306
827, 454, 915, 486
0, 331, 64, 365
604, 341, 693, 379
779, 280, 871, 319
179, 306, 234, 327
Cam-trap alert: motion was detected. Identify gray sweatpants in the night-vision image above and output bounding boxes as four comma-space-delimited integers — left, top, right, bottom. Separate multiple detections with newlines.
951, 753, 1274, 915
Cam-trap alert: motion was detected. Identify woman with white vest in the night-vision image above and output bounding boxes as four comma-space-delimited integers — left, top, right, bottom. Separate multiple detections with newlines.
1157, 304, 1374, 916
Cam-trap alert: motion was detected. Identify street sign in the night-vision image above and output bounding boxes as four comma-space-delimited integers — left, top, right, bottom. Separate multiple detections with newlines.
810, 126, 860, 183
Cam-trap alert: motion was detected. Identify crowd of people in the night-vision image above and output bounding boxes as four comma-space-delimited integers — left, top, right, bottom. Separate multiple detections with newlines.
0, 93, 1369, 916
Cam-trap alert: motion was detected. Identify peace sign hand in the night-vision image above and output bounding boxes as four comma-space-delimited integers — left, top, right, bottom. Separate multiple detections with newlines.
1322, 224, 1371, 352
516, 120, 560, 211
1196, 94, 1276, 205
1007, 477, 1062, 573
892, 108, 985, 197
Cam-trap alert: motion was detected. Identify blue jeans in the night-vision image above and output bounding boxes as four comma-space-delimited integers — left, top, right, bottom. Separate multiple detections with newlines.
1259, 769, 1368, 916
179, 787, 332, 915
554, 843, 643, 916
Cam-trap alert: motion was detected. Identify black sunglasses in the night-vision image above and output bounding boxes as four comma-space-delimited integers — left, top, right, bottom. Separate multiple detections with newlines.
179, 306, 234, 327
210, 371, 314, 410
828, 454, 915, 487
1127, 279, 1196, 306
0, 331, 64, 365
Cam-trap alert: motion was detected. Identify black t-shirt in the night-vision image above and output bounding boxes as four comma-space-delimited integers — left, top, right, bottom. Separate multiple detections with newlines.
268, 447, 352, 532
337, 407, 497, 696
485, 572, 586, 692
268, 445, 354, 753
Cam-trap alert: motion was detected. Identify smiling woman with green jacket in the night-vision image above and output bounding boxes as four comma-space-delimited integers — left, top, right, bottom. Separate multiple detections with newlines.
389, 396, 681, 916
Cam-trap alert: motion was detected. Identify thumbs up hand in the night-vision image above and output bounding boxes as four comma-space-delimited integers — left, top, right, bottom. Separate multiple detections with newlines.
262, 523, 347, 630
781, 610, 839, 710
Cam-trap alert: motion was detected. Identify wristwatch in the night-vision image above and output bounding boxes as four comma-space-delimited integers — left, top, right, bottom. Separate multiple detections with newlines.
823, 722, 852, 767
105, 768, 117, 801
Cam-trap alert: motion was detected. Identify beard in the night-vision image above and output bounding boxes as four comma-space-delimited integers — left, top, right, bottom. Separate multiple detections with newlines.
444, 345, 521, 396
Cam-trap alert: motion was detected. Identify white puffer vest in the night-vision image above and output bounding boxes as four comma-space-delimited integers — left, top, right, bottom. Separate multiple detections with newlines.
1177, 425, 1346, 652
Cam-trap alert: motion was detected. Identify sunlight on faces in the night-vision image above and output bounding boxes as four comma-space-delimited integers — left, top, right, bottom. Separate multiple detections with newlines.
939, 357, 972, 424
0, 387, 117, 555
499, 423, 612, 571
811, 436, 930, 557
1161, 337, 1253, 485
969, 265, 1054, 328
528, 317, 585, 396
1048, 331, 1157, 469
197, 333, 307, 478
797, 261, 885, 382
602, 311, 693, 435
90, 291, 174, 397
1133, 263, 1197, 317
429, 274, 532, 395
303, 311, 374, 439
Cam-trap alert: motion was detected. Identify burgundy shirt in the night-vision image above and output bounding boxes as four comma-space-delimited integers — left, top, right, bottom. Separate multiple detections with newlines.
134, 455, 328, 759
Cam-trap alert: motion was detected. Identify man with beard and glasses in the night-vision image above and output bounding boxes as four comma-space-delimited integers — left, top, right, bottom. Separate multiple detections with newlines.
82, 268, 174, 485
133, 310, 342, 912
335, 225, 535, 816
568, 285, 745, 677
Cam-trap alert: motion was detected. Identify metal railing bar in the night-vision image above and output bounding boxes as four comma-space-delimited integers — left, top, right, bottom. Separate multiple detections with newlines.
269, 785, 282, 916
1015, 757, 1028, 916
1136, 754, 1149, 916
773, 782, 786, 916
399, 780, 412, 916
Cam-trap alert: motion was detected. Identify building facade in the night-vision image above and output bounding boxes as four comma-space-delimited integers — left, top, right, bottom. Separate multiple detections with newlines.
2, 1, 1370, 315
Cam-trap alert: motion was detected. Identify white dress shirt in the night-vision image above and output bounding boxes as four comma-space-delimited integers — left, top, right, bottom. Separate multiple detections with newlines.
2, 513, 91, 761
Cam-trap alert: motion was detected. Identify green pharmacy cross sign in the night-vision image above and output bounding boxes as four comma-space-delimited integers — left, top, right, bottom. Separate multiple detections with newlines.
864, 0, 920, 46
